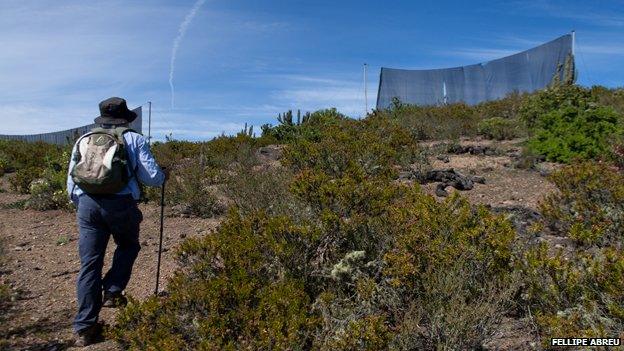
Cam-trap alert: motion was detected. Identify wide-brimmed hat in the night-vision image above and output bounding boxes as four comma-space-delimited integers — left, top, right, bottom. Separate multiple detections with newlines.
94, 97, 137, 125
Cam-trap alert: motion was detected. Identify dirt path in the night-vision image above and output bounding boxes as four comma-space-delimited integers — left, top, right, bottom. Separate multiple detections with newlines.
0, 181, 221, 350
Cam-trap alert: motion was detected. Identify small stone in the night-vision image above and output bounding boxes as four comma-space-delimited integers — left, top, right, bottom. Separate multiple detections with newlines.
472, 176, 486, 184
435, 183, 449, 197
436, 155, 450, 163
398, 170, 413, 180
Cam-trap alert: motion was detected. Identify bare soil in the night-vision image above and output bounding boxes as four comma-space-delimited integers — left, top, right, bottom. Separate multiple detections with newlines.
0, 177, 220, 350
0, 138, 559, 350
419, 137, 558, 210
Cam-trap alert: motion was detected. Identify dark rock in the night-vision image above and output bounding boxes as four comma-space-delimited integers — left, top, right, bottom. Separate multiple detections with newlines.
484, 148, 496, 156
436, 155, 450, 163
491, 205, 542, 237
471, 175, 486, 184
435, 183, 449, 197
398, 170, 413, 180
256, 145, 283, 161
507, 148, 522, 158
170, 204, 193, 217
448, 145, 498, 156
426, 169, 474, 190
471, 146, 485, 155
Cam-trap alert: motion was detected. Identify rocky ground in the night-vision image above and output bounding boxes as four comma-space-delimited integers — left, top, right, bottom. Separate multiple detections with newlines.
0, 138, 560, 350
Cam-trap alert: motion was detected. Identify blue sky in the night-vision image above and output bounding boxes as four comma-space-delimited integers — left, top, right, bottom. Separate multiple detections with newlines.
1, 0, 623, 140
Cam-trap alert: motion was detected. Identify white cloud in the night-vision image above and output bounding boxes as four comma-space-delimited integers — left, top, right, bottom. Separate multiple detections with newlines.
269, 74, 372, 118
0, 0, 299, 139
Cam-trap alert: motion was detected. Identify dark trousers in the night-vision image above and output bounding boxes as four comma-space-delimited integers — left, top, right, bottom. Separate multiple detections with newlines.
73, 194, 142, 333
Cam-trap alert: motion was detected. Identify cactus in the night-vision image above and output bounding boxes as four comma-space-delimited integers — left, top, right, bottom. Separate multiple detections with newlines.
239, 123, 254, 137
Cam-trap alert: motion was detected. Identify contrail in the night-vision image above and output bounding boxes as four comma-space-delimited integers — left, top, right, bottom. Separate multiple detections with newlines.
169, 0, 207, 109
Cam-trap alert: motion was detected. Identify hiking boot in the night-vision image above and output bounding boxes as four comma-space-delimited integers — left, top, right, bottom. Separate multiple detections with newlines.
102, 291, 128, 308
74, 323, 103, 347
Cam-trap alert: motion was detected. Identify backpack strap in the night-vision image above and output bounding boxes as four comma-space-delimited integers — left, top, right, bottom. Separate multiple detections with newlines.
111, 127, 140, 179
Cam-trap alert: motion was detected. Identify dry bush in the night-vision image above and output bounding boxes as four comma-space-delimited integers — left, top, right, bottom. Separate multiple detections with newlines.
225, 165, 312, 221
377, 100, 481, 140
517, 161, 624, 347
393, 260, 517, 351
112, 107, 523, 349
477, 117, 526, 140
519, 244, 624, 346
475, 91, 528, 120
539, 162, 624, 247
112, 188, 520, 350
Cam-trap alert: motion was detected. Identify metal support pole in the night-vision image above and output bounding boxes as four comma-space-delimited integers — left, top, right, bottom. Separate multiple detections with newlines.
364, 63, 368, 117
147, 101, 152, 143
154, 181, 165, 296
571, 30, 575, 57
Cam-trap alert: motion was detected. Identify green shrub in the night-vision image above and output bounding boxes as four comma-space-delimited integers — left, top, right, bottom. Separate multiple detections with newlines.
113, 211, 319, 350
10, 166, 43, 194
591, 86, 624, 115
0, 153, 8, 176
526, 105, 622, 163
519, 85, 594, 129
477, 117, 525, 140
160, 160, 224, 218
539, 162, 624, 247
151, 131, 272, 171
284, 116, 423, 180
519, 244, 624, 345
517, 161, 624, 346
392, 259, 517, 351
112, 187, 520, 350
0, 140, 65, 173
261, 108, 347, 143
518, 84, 624, 163
0, 140, 72, 210
322, 315, 391, 351
113, 102, 527, 349
476, 91, 528, 120
376, 101, 481, 140
225, 165, 311, 220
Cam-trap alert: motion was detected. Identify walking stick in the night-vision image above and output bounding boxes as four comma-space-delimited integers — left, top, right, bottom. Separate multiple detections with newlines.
154, 179, 165, 296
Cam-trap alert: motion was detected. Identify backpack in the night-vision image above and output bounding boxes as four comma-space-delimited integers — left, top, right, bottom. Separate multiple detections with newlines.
70, 127, 136, 194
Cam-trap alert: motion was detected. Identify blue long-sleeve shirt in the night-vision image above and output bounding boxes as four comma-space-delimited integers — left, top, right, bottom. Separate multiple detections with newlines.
67, 130, 165, 204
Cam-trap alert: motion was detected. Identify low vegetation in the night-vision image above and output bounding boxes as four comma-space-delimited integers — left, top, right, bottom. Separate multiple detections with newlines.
519, 163, 624, 345
477, 117, 525, 140
1, 83, 624, 349
0, 233, 14, 350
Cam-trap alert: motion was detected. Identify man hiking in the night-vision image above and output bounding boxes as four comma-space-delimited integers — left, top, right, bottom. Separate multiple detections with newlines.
66, 97, 168, 346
